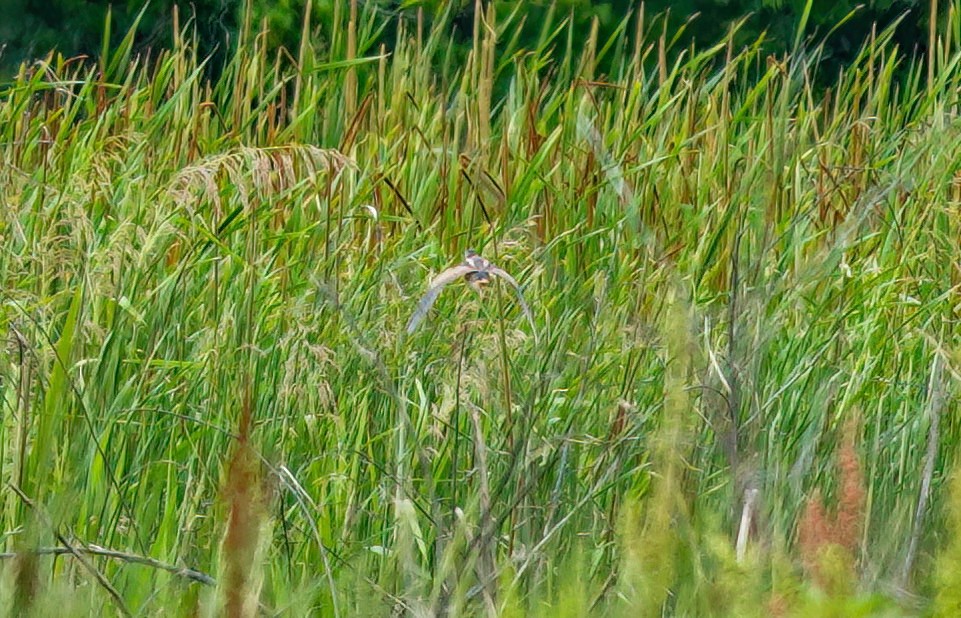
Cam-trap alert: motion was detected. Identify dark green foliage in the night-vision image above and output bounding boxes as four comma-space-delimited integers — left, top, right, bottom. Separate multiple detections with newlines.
0, 0, 936, 84
0, 0, 237, 73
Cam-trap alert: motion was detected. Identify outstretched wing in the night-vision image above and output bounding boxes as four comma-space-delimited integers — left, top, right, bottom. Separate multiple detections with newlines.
489, 266, 535, 332
406, 265, 475, 334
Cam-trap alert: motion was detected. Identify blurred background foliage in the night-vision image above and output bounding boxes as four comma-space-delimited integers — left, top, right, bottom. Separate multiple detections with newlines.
0, 0, 235, 70
0, 0, 936, 83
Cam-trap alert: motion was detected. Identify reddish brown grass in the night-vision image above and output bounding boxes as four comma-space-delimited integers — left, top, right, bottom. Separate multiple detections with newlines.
768, 590, 790, 618
796, 417, 865, 592
221, 388, 265, 618
12, 550, 39, 615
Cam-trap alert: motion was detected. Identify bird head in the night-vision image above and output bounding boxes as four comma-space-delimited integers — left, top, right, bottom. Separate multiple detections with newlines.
462, 249, 491, 289
468, 271, 492, 287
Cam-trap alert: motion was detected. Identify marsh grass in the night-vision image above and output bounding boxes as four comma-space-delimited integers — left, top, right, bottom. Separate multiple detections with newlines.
2, 0, 961, 615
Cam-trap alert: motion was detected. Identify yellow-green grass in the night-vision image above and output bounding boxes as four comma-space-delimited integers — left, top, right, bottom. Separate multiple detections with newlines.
2, 1, 961, 615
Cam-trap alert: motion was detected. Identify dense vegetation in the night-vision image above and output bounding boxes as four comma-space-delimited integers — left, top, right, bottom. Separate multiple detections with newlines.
0, 0, 938, 82
3, 1, 961, 616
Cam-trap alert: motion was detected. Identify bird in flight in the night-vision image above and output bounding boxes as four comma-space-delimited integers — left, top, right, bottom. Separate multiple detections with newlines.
407, 249, 534, 335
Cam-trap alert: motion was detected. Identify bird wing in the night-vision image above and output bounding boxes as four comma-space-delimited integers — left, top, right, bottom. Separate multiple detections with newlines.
489, 266, 535, 332
406, 265, 476, 334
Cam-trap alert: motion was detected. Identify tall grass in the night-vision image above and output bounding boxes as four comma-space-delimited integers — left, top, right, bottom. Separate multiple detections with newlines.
2, 1, 961, 615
